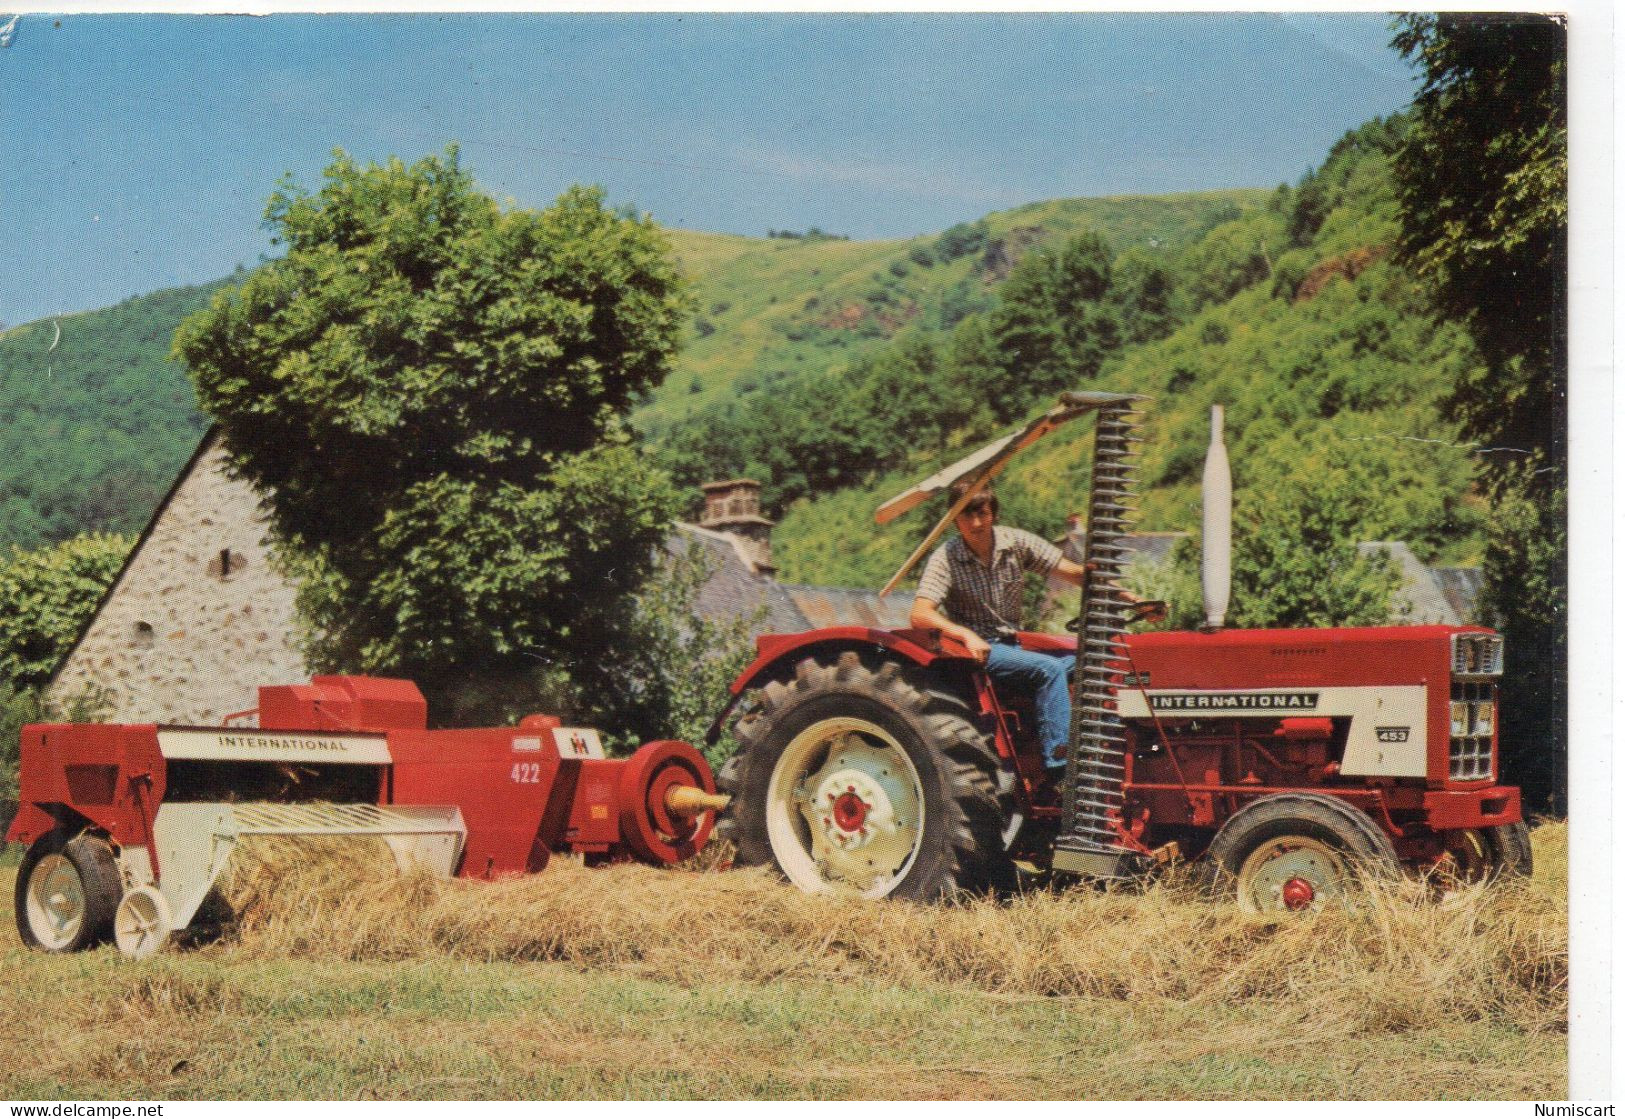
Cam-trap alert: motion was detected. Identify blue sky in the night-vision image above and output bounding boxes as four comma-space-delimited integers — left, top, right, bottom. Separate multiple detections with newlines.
0, 12, 1416, 326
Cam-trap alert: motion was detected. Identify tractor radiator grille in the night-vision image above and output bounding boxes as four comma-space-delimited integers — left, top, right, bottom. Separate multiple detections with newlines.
1055, 396, 1149, 879
1451, 633, 1504, 677
1449, 680, 1496, 782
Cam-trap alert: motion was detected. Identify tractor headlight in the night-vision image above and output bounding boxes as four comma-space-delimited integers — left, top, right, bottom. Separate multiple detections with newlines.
1451, 702, 1470, 738
1451, 700, 1496, 737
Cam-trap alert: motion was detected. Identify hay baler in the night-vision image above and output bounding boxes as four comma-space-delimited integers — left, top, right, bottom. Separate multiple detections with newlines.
9, 675, 726, 958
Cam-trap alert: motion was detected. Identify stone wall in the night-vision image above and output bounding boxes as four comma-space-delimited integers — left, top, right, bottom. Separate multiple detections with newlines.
50, 436, 306, 725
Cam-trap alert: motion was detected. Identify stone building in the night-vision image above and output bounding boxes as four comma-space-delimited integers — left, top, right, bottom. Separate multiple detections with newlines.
697, 479, 775, 575
50, 434, 305, 724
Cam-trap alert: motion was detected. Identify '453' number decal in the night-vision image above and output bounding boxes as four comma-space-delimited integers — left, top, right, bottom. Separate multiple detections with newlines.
511, 761, 543, 784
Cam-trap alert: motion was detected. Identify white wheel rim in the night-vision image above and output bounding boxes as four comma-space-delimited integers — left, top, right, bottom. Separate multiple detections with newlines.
25, 854, 86, 950
766, 717, 926, 897
1441, 830, 1492, 883
114, 887, 172, 960
1236, 836, 1347, 913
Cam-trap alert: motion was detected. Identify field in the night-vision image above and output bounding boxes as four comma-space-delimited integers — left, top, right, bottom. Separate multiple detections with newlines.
0, 824, 1566, 1100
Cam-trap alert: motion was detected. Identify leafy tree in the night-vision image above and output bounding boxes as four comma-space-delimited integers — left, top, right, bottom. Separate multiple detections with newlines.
934, 220, 989, 263
1391, 14, 1566, 811
1127, 463, 1402, 632
174, 149, 688, 726
985, 232, 1119, 418
594, 542, 761, 763
1109, 249, 1182, 345
1225, 471, 1401, 630
1179, 210, 1287, 310
1392, 15, 1565, 490
0, 533, 132, 688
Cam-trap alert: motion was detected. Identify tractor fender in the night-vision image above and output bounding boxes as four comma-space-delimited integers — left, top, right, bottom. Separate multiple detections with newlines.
705, 627, 949, 744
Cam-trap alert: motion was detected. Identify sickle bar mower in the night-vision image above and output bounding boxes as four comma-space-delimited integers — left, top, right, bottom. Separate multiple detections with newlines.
8, 675, 726, 958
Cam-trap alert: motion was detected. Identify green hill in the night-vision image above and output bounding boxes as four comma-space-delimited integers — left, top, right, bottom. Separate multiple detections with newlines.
0, 279, 224, 550
757, 115, 1489, 588
0, 191, 1260, 552
649, 190, 1265, 433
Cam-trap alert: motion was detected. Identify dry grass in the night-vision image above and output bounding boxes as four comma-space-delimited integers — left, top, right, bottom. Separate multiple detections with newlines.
0, 823, 1566, 1099
208, 823, 1568, 1036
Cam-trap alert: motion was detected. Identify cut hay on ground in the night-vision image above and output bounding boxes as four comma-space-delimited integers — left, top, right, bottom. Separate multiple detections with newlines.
211, 824, 1567, 1035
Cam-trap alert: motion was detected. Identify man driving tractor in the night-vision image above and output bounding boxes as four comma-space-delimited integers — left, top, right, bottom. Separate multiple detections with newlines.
910, 479, 1164, 776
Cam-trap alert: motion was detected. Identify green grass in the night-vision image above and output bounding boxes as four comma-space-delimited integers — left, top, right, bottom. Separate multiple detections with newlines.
0, 946, 1561, 1100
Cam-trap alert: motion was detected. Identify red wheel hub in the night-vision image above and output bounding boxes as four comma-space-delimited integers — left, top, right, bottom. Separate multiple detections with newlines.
1281, 877, 1316, 910
831, 789, 869, 832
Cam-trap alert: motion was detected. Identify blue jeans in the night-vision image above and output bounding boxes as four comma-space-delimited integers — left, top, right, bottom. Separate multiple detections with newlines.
984, 641, 1074, 768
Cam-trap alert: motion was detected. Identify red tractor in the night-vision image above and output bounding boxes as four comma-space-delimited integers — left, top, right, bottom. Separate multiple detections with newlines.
709, 393, 1530, 910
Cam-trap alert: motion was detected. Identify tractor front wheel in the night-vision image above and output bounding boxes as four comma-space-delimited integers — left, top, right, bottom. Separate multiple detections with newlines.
727, 651, 1013, 901
15, 832, 123, 952
1200, 794, 1401, 914
1440, 821, 1534, 883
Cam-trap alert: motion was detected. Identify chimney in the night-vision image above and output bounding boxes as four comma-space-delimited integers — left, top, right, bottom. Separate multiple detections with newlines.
699, 479, 775, 575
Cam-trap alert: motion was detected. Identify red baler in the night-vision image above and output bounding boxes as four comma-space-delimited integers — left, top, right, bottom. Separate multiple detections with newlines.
8, 675, 726, 957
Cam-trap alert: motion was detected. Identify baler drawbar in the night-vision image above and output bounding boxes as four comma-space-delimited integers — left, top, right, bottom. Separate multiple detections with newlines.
8, 675, 727, 958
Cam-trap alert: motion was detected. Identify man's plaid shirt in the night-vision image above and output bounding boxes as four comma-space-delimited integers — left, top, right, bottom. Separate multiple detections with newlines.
915, 526, 1063, 640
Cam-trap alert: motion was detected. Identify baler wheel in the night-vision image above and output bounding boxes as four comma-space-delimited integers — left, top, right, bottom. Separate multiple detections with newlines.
729, 652, 1013, 901
15, 833, 123, 952
113, 886, 173, 960
1200, 793, 1400, 914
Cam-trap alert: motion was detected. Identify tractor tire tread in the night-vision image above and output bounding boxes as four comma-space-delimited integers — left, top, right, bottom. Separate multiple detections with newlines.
1198, 792, 1401, 901
1485, 820, 1534, 879
727, 652, 1016, 898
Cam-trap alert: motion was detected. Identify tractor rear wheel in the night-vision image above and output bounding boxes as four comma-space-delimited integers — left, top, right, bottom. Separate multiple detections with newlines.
15, 832, 123, 952
727, 651, 1013, 901
1200, 793, 1401, 913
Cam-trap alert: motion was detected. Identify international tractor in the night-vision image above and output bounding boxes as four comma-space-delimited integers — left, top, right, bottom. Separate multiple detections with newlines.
709, 393, 1530, 911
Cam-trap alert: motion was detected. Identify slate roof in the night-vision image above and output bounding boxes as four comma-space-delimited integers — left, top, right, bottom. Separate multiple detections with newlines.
670, 523, 914, 637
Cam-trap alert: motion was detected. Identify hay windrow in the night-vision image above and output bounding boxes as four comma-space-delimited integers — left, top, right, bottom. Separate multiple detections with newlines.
207, 824, 1567, 1033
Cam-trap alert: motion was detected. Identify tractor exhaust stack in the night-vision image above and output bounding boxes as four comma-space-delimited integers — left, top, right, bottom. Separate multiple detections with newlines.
1201, 405, 1232, 632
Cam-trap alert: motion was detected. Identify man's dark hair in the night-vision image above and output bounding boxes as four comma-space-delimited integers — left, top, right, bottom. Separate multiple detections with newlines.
950, 478, 998, 517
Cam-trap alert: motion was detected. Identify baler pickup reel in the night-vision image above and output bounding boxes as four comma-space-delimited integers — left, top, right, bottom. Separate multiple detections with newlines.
127, 793, 468, 961
875, 390, 1154, 881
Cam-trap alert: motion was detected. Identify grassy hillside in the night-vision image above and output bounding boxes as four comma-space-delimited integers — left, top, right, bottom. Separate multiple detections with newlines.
0, 280, 223, 550
650, 189, 1265, 431
1, 123, 1475, 591
764, 116, 1489, 589
0, 191, 1261, 552
0, 823, 1566, 1099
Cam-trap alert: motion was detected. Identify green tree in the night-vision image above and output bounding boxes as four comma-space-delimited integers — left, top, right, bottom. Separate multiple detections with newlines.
0, 533, 132, 688
1225, 470, 1401, 631
1391, 14, 1566, 811
597, 542, 761, 764
985, 232, 1119, 418
174, 149, 689, 726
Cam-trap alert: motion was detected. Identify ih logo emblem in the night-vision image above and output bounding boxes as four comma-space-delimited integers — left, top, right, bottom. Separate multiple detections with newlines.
1376, 726, 1410, 743
550, 727, 604, 759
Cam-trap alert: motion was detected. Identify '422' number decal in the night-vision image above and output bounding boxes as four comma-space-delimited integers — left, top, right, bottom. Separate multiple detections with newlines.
511, 761, 543, 784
